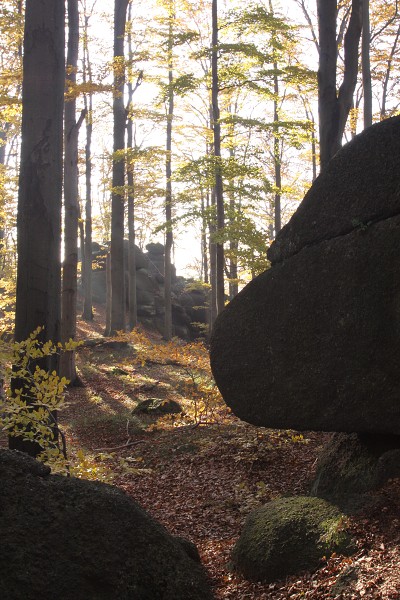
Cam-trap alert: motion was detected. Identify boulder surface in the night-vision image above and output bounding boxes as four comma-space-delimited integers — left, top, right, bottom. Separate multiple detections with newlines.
210, 116, 400, 434
0, 449, 212, 600
311, 433, 400, 509
231, 496, 354, 582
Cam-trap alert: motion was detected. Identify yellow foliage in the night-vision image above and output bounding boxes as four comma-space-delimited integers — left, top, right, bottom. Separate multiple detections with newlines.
0, 328, 81, 472
125, 328, 225, 425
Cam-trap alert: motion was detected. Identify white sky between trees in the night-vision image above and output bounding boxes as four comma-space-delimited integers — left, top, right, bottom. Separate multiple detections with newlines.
81, 0, 317, 278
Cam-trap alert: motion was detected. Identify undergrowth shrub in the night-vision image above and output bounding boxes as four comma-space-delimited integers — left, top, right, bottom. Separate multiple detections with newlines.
0, 328, 79, 472
123, 328, 225, 425
0, 328, 173, 481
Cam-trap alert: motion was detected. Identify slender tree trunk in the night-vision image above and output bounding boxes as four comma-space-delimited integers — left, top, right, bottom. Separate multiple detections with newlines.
201, 189, 208, 284
207, 109, 217, 332
108, 0, 129, 335
273, 60, 281, 236
209, 187, 217, 331
11, 0, 65, 456
126, 130, 137, 330
105, 252, 111, 335
0, 131, 8, 266
82, 109, 93, 320
227, 147, 238, 299
82, 13, 94, 321
211, 0, 225, 315
164, 7, 174, 341
317, 0, 362, 171
61, 0, 83, 382
126, 2, 138, 331
311, 115, 317, 181
362, 0, 372, 128
380, 23, 400, 120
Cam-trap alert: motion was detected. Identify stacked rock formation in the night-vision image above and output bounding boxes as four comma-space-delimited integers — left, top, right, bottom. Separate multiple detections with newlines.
90, 241, 207, 339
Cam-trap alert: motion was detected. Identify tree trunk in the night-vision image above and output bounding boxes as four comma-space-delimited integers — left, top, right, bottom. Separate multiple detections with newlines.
108, 0, 129, 335
317, 0, 362, 171
60, 0, 81, 383
126, 2, 137, 331
201, 190, 209, 285
380, 24, 400, 120
105, 252, 112, 335
164, 7, 174, 341
228, 146, 238, 299
362, 0, 372, 128
126, 125, 137, 330
211, 0, 225, 315
209, 187, 217, 332
273, 60, 282, 236
82, 12, 94, 321
0, 129, 9, 268
11, 0, 65, 456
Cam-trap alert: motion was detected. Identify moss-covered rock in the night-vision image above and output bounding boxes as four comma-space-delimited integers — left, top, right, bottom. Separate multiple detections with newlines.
133, 398, 183, 415
0, 449, 213, 600
231, 496, 355, 583
311, 432, 400, 510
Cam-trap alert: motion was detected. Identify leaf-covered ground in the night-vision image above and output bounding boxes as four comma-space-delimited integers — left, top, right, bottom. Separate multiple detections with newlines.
7, 305, 400, 598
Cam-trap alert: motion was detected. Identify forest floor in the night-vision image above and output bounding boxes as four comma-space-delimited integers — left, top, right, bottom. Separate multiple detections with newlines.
23, 306, 400, 598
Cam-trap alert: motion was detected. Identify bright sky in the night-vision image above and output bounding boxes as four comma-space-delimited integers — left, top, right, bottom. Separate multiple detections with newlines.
84, 0, 314, 278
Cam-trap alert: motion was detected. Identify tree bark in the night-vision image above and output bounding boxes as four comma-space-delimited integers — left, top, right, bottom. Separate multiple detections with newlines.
164, 5, 174, 341
202, 191, 209, 285
317, 0, 362, 171
380, 24, 400, 120
126, 2, 138, 331
126, 129, 137, 330
209, 187, 217, 332
60, 0, 81, 382
362, 0, 372, 128
273, 59, 281, 236
108, 0, 129, 335
11, 0, 65, 455
82, 11, 94, 321
211, 0, 225, 316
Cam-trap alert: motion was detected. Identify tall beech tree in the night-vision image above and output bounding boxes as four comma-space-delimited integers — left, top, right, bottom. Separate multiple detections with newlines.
164, 0, 175, 341
211, 0, 225, 317
317, 0, 362, 170
81, 0, 95, 322
11, 0, 65, 455
61, 0, 85, 382
126, 3, 138, 331
107, 0, 129, 335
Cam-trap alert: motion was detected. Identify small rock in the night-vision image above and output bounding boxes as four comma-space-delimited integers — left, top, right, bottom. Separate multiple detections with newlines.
133, 398, 183, 415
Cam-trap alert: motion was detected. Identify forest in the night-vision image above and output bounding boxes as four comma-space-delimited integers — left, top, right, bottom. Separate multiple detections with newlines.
1, 0, 400, 598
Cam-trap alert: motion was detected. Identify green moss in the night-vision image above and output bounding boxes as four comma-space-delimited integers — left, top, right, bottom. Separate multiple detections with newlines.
232, 496, 355, 583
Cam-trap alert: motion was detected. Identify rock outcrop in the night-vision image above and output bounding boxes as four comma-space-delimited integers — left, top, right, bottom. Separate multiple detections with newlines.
0, 449, 213, 600
89, 241, 208, 339
210, 116, 400, 435
231, 496, 355, 583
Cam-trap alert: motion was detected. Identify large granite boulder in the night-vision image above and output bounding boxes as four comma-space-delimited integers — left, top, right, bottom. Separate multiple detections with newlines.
210, 116, 400, 434
231, 496, 355, 583
0, 450, 212, 600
